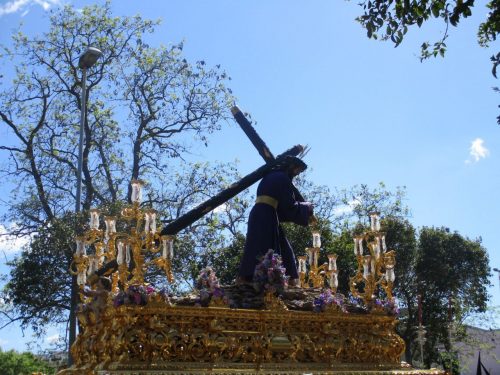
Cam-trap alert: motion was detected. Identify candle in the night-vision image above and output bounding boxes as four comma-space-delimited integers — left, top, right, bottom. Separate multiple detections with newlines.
372, 241, 380, 259
75, 237, 86, 256
77, 272, 86, 286
144, 212, 151, 233
386, 267, 395, 282
116, 240, 124, 265
149, 211, 157, 234
298, 256, 307, 273
104, 216, 116, 239
162, 236, 174, 260
329, 272, 338, 289
328, 254, 337, 271
131, 180, 144, 204
363, 255, 371, 279
89, 209, 100, 230
369, 212, 380, 231
125, 244, 131, 265
381, 235, 387, 253
312, 231, 321, 248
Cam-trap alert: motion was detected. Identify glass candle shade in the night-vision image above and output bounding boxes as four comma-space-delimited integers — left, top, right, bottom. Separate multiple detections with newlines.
372, 241, 381, 259
131, 180, 144, 204
363, 255, 372, 279
125, 244, 132, 266
307, 248, 318, 268
381, 235, 387, 253
75, 237, 86, 256
77, 272, 86, 286
312, 231, 321, 248
386, 267, 396, 282
104, 216, 116, 238
89, 209, 100, 230
144, 212, 151, 234
162, 236, 174, 260
328, 254, 337, 271
369, 212, 381, 231
354, 237, 364, 256
298, 256, 307, 273
149, 211, 157, 234
116, 240, 125, 265
329, 272, 338, 289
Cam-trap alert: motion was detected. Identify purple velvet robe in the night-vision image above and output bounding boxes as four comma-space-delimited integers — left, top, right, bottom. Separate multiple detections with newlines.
238, 171, 312, 280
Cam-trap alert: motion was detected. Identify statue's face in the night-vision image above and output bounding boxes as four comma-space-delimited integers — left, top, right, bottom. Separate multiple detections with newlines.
289, 165, 305, 178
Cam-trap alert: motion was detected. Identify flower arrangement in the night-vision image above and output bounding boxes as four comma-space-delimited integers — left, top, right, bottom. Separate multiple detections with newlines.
372, 297, 400, 316
253, 249, 288, 293
313, 289, 346, 313
195, 266, 225, 306
113, 284, 164, 307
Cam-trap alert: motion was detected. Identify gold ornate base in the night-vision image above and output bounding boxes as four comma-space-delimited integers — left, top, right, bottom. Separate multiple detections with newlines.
58, 296, 443, 375
94, 362, 444, 375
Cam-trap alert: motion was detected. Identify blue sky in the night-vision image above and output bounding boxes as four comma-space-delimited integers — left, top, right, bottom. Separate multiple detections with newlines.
0, 0, 499, 351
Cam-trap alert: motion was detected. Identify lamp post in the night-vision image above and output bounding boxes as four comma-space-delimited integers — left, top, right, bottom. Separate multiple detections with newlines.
493, 268, 500, 290
75, 47, 102, 213
69, 47, 102, 366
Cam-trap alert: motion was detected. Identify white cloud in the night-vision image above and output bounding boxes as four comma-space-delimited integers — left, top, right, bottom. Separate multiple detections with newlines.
466, 138, 490, 164
46, 334, 60, 344
0, 0, 62, 17
0, 224, 31, 254
333, 198, 360, 216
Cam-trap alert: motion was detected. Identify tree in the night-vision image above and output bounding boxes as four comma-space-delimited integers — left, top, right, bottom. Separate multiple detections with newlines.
354, 0, 500, 123
416, 227, 490, 368
0, 0, 240, 348
0, 348, 54, 375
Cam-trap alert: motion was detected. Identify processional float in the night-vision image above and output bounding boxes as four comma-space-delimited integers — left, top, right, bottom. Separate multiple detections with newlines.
59, 107, 444, 375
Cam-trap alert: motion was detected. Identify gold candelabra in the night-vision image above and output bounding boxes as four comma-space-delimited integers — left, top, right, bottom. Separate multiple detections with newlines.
69, 180, 175, 298
298, 230, 338, 291
349, 212, 396, 305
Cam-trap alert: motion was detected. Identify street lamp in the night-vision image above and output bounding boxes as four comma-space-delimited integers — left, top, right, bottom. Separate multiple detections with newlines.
70, 46, 102, 366
75, 47, 102, 213
493, 268, 500, 290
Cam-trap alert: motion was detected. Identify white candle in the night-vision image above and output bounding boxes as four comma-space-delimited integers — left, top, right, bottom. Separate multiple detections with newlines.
312, 231, 321, 248
116, 240, 124, 265
77, 272, 86, 286
149, 211, 157, 234
104, 216, 116, 239
89, 209, 100, 230
298, 257, 307, 273
76, 238, 86, 256
144, 212, 150, 233
125, 244, 131, 265
329, 272, 338, 288
369, 212, 380, 231
328, 254, 337, 271
381, 235, 387, 252
386, 267, 395, 282
358, 238, 364, 255
363, 255, 371, 279
131, 180, 143, 204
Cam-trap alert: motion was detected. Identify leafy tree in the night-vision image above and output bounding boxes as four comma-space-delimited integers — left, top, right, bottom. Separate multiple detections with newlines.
0, 348, 54, 375
0, 0, 239, 350
416, 227, 490, 368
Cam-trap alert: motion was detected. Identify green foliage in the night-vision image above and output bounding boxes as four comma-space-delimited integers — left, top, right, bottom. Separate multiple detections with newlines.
0, 348, 54, 375
416, 227, 490, 367
0, 0, 237, 340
